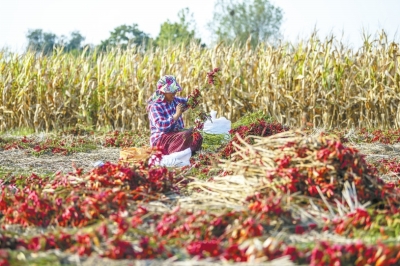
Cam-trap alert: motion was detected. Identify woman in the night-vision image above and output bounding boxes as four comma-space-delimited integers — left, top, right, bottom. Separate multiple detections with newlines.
147, 75, 203, 155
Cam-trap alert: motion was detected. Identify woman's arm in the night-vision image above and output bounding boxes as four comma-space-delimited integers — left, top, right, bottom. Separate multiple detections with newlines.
149, 104, 183, 132
175, 96, 188, 111
175, 96, 188, 105
149, 105, 175, 132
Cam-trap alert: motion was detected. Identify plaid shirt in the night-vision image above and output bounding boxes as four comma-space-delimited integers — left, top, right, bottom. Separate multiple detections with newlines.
148, 96, 188, 146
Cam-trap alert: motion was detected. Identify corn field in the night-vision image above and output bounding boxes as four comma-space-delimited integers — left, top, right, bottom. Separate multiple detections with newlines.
1, 31, 400, 132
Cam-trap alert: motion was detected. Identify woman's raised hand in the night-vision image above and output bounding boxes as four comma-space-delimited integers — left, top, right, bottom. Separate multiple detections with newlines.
173, 103, 185, 121
177, 103, 188, 114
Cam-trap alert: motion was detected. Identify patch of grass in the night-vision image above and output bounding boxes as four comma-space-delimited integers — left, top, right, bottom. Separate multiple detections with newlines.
200, 132, 230, 152
0, 127, 35, 137
8, 250, 64, 266
231, 110, 273, 129
100, 129, 149, 148
0, 166, 55, 183
185, 167, 210, 180
0, 167, 32, 180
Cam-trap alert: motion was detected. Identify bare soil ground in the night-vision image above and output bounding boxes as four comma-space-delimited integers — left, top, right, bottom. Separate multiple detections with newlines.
1, 142, 399, 176
0, 146, 120, 176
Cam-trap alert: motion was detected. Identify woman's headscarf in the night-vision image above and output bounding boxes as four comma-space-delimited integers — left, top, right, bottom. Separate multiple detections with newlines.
147, 75, 182, 107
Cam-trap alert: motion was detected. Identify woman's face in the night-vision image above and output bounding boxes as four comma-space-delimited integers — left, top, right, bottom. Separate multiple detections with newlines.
163, 92, 176, 103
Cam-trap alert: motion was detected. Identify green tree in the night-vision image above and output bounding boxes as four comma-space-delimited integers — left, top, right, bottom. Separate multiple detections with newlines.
98, 24, 151, 51
208, 0, 283, 48
26, 29, 86, 54
65, 31, 86, 52
26, 29, 57, 54
155, 8, 202, 47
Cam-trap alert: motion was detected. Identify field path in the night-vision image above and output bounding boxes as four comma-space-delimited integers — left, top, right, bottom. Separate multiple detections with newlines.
1, 142, 400, 176
0, 146, 120, 175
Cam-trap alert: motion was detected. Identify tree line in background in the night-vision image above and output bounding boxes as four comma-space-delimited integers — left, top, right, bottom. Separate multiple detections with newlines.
25, 0, 283, 54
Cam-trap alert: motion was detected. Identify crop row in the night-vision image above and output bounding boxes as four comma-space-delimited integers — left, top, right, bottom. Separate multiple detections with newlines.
1, 32, 400, 132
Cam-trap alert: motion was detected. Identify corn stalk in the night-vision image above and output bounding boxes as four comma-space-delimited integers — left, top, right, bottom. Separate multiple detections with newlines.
0, 31, 399, 132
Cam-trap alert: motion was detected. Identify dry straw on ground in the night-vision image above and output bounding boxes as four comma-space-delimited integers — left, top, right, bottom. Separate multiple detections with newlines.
185, 130, 389, 221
